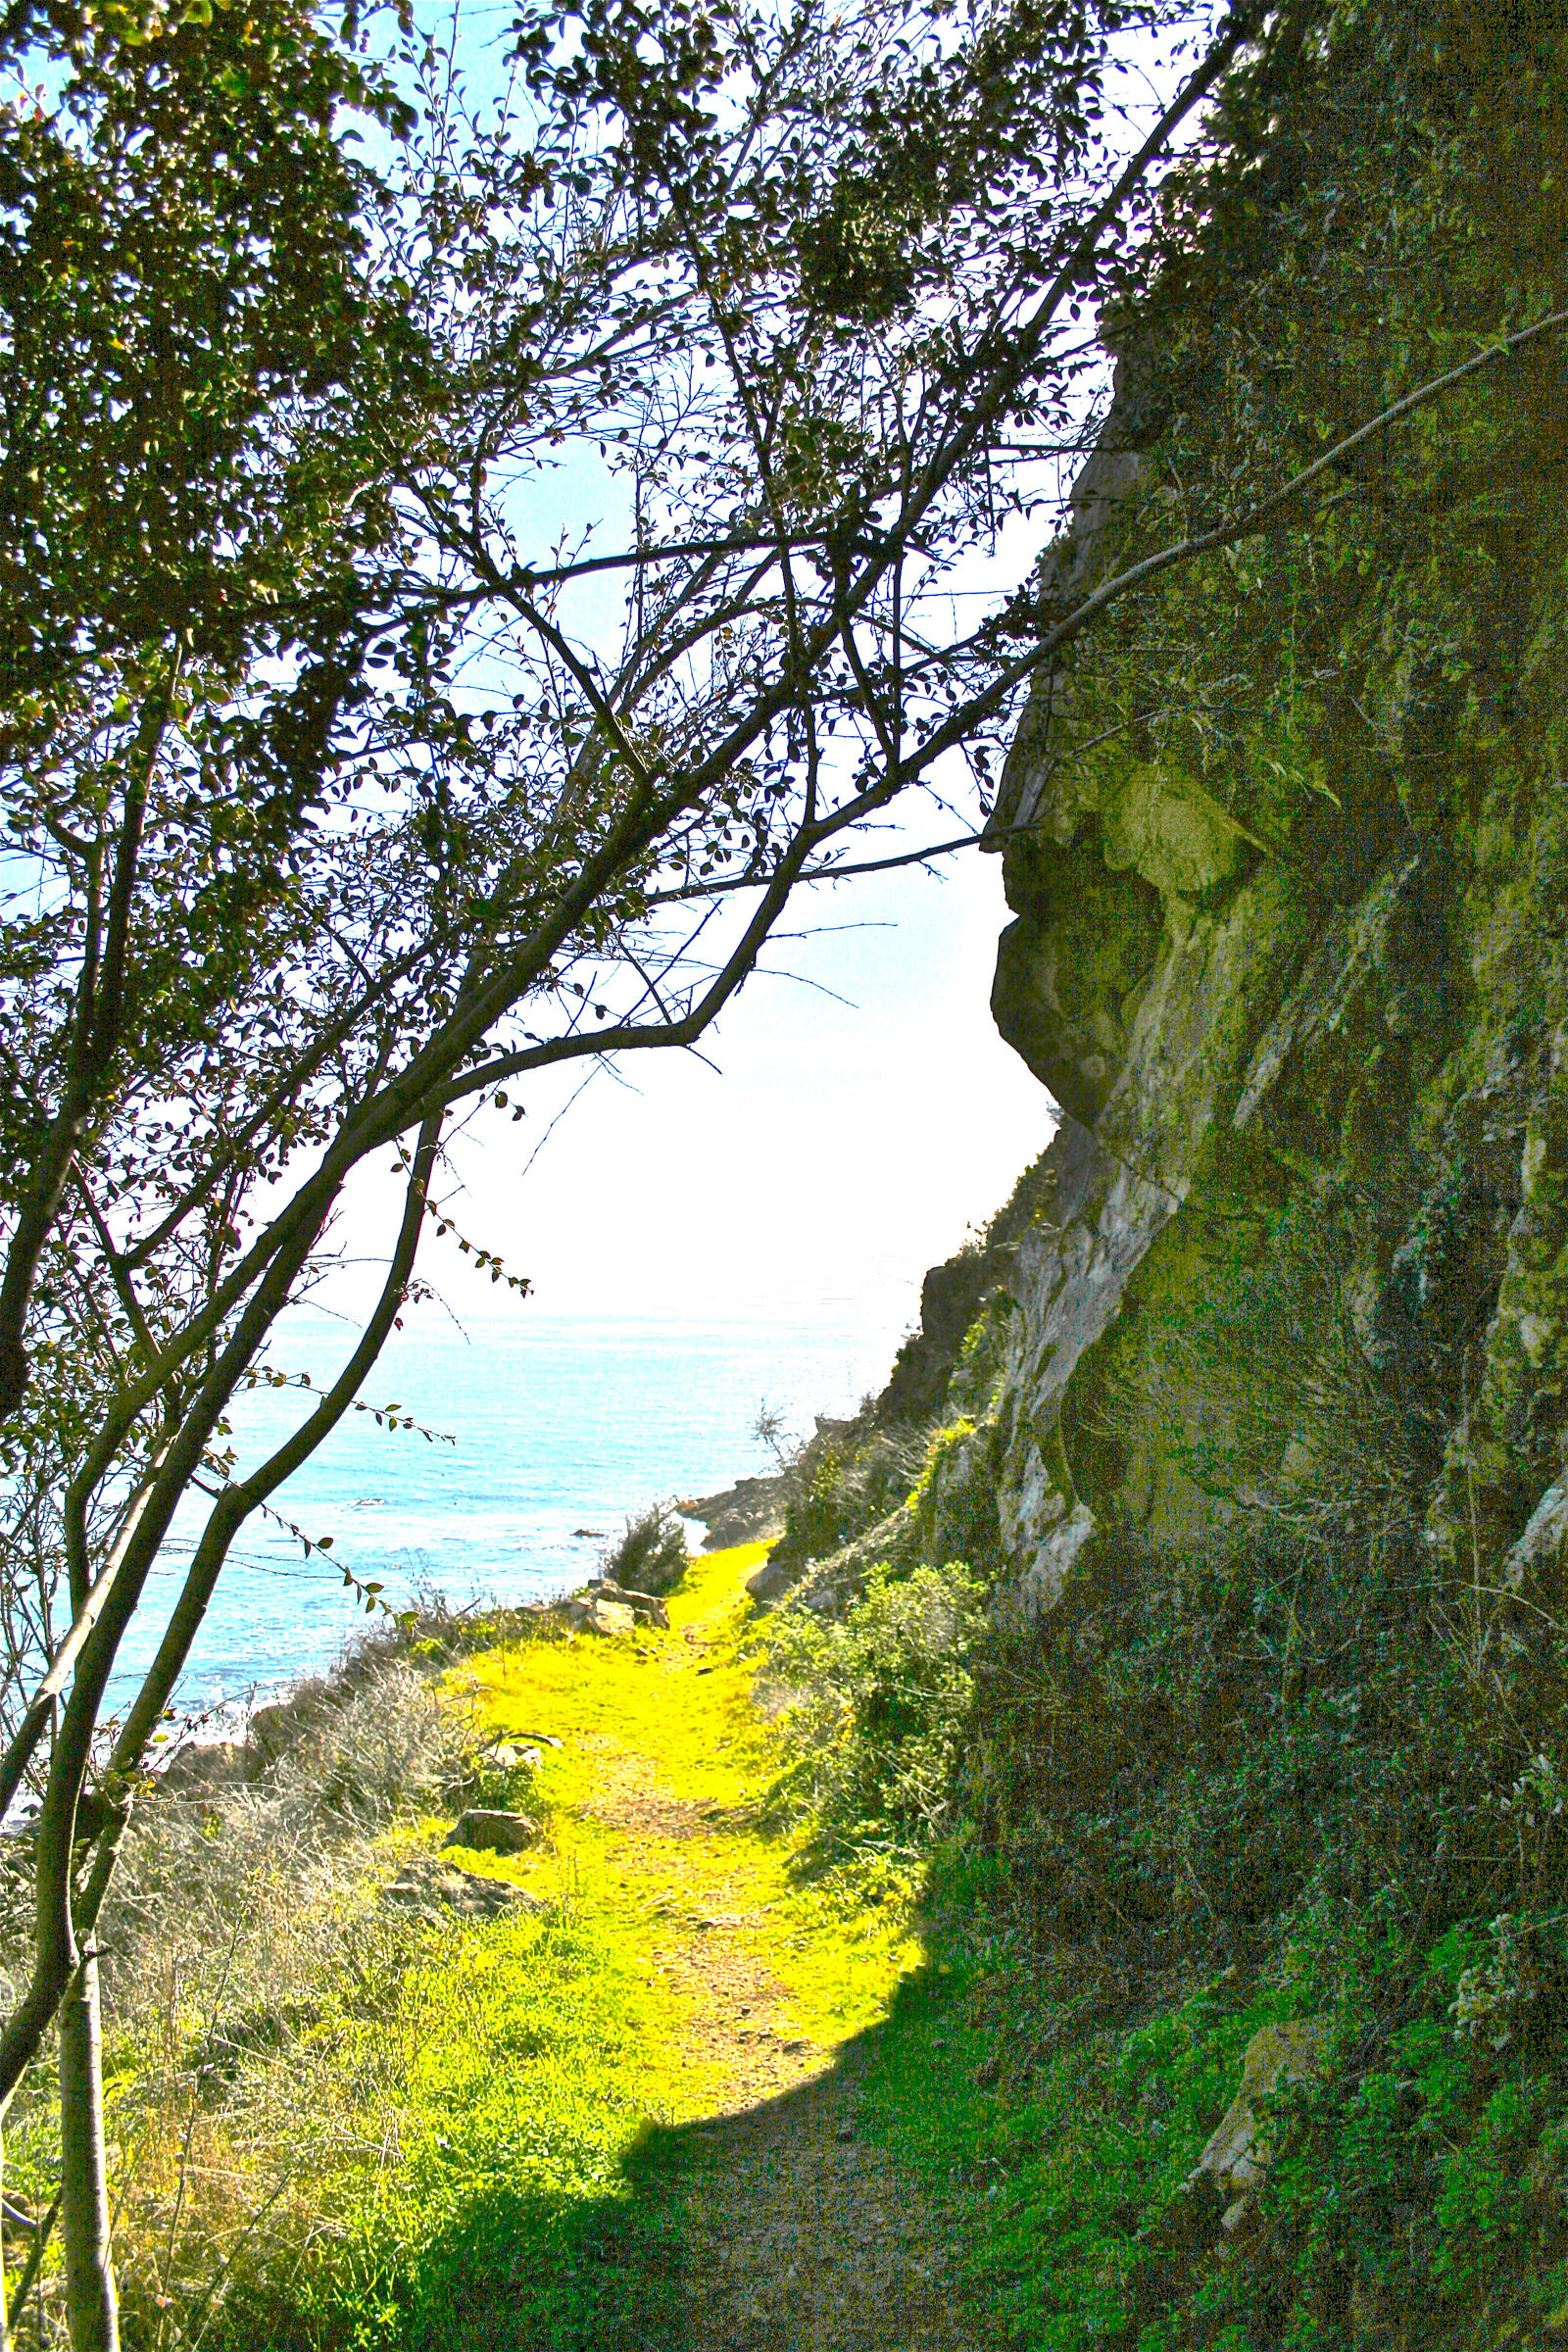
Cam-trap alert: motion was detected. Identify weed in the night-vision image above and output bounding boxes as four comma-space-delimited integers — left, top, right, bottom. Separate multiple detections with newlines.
757, 1559, 985, 1859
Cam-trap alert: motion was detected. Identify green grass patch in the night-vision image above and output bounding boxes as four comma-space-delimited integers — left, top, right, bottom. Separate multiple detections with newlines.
855, 1924, 1287, 2352
200, 1906, 700, 2352
91, 1540, 937, 2351
454, 1541, 926, 2050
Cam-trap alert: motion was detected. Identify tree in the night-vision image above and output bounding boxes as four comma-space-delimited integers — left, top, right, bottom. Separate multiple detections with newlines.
0, 0, 426, 2337
3, 0, 1563, 2336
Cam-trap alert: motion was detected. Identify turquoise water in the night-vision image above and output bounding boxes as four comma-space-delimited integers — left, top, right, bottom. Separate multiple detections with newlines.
118, 1309, 902, 1718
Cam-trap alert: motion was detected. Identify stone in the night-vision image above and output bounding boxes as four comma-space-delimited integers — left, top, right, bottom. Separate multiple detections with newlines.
247, 1699, 300, 1760
586, 1597, 636, 1637
745, 1551, 794, 1602
382, 1858, 547, 1921
479, 1741, 544, 1772
442, 1808, 541, 1855
1504, 1483, 1568, 1588
1190, 2019, 1329, 2207
587, 1579, 669, 1629
557, 1592, 638, 1637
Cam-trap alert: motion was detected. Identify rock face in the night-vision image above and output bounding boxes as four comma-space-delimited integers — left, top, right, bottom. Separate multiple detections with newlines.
909, 361, 1568, 1635
1190, 2020, 1329, 2230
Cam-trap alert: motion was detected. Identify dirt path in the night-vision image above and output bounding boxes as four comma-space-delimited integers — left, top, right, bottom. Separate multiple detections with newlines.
467, 1544, 999, 2350
578, 1740, 993, 2352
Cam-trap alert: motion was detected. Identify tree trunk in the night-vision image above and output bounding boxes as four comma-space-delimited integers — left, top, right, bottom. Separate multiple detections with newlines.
0, 2107, 13, 2352
60, 1951, 118, 2352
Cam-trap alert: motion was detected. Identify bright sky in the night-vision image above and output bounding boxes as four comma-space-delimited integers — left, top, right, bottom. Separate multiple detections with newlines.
429, 833, 1055, 1333
302, 1, 1224, 1354
311, 808, 1053, 1352
322, 483, 1068, 1347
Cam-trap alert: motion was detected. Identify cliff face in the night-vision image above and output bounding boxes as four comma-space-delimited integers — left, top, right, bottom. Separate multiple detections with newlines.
760, 19, 1568, 2340
918, 17, 1568, 1645
966, 683, 1568, 1627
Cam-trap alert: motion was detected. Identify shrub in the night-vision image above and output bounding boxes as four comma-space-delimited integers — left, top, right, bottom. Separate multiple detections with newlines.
766, 1416, 932, 1577
911, 1514, 1568, 2345
600, 1502, 688, 1593
757, 1558, 985, 1856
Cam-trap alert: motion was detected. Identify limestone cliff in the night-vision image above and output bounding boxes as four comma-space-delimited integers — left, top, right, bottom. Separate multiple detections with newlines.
917, 18, 1568, 1645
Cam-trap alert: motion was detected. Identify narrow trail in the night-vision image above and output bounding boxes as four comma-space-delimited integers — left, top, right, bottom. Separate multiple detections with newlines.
465, 1544, 998, 2352
582, 1746, 987, 2352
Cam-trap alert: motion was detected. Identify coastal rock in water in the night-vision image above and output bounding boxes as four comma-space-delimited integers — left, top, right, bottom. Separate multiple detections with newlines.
443, 1808, 541, 1855
678, 1473, 789, 1549
382, 1858, 547, 1921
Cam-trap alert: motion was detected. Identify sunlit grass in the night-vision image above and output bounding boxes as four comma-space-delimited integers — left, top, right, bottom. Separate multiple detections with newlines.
53, 1542, 935, 2351
456, 1541, 924, 2050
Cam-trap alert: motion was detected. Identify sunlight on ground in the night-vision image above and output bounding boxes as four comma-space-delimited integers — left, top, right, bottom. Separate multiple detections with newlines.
450, 1543, 925, 2074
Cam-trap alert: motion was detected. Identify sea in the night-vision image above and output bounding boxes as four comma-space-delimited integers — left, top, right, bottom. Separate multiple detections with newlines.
115, 1308, 905, 1722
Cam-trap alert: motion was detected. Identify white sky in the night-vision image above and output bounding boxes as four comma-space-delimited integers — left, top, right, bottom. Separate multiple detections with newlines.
319, 496, 1068, 1348
428, 834, 1055, 1332
300, 1, 1226, 1356
311, 801, 1054, 1350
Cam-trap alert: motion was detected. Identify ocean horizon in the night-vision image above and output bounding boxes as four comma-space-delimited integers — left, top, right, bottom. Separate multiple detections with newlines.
116, 1305, 908, 1724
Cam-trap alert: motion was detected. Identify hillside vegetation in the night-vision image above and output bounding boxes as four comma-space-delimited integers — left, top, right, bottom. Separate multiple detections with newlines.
741, 2, 1568, 2343
4, 3, 1565, 2345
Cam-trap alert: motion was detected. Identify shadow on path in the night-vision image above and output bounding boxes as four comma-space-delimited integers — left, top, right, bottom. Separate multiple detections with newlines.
425, 2011, 998, 2352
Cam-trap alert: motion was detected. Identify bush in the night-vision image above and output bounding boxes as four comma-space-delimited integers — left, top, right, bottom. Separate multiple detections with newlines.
967, 1525, 1568, 1982
904, 1515, 1568, 2346
600, 1502, 688, 1593
765, 1415, 931, 1577
757, 1558, 985, 1856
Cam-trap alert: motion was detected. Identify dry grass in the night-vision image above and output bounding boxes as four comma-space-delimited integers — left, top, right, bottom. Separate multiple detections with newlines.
0, 1628, 524, 2349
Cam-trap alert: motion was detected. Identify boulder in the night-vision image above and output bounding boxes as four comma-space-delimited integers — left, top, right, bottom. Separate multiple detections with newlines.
587, 1578, 669, 1629
247, 1701, 293, 1755
744, 1551, 794, 1604
1189, 2018, 1329, 2228
559, 1592, 637, 1637
382, 1858, 548, 1921
443, 1808, 541, 1855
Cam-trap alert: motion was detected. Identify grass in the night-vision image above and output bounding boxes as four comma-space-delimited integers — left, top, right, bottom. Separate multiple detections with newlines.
855, 1911, 1287, 2352
3, 1541, 938, 2352
451, 1538, 924, 2051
